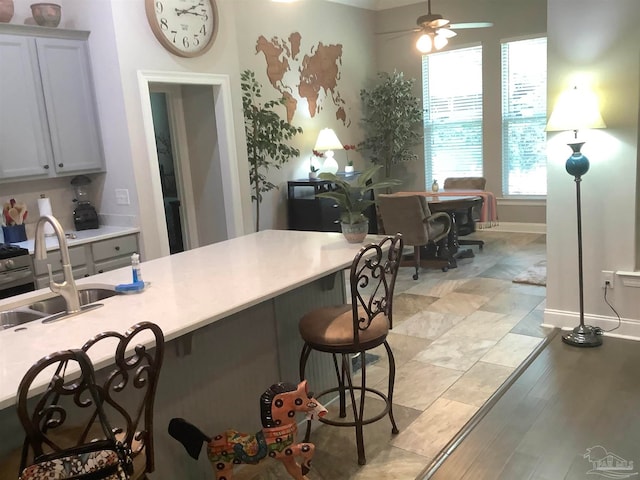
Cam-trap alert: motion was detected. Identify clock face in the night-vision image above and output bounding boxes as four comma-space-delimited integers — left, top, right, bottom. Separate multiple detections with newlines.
145, 0, 218, 57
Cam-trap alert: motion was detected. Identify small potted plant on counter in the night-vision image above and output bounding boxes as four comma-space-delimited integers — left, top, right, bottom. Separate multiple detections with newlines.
309, 165, 319, 180
343, 144, 356, 174
317, 165, 400, 243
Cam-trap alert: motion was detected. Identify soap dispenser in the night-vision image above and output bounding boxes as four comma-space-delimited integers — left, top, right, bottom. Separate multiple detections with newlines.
131, 253, 142, 283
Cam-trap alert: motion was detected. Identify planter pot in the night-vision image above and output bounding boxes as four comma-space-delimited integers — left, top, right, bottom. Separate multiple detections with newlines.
2, 224, 27, 243
344, 165, 355, 174
341, 221, 368, 244
309, 171, 318, 180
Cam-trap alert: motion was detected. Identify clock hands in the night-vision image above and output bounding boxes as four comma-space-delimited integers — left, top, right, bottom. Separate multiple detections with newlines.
175, 3, 205, 16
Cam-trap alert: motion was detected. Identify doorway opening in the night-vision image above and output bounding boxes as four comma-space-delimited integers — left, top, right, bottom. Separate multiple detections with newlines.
150, 90, 184, 254
138, 72, 245, 258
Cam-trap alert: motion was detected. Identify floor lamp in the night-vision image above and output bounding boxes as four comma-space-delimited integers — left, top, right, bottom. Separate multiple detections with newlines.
546, 85, 607, 347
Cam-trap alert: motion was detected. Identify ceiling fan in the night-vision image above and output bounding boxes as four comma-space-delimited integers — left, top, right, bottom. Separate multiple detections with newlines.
379, 0, 493, 53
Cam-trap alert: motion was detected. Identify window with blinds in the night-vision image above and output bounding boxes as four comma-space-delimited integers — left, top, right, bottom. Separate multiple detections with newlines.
501, 36, 547, 195
422, 45, 483, 188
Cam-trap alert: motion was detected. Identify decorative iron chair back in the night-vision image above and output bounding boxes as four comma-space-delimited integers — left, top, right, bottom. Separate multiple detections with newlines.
81, 321, 165, 475
349, 234, 403, 345
17, 349, 103, 466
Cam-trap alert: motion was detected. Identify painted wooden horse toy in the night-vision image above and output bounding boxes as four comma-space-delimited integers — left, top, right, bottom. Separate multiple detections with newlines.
169, 380, 327, 480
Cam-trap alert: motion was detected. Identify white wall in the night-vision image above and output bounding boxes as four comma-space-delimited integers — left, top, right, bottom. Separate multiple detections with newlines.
233, 0, 376, 231
374, 0, 547, 224
45, 0, 252, 260
376, 0, 547, 223
545, 0, 640, 334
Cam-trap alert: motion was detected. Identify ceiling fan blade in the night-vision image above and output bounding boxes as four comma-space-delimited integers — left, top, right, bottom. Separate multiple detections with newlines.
449, 22, 494, 29
377, 27, 420, 35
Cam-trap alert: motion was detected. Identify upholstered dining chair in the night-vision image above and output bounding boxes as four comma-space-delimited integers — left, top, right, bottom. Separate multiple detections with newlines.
443, 176, 486, 250
298, 234, 403, 465
81, 321, 165, 480
377, 194, 451, 279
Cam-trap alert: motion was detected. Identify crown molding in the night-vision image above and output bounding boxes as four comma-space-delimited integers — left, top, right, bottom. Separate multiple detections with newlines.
325, 0, 422, 11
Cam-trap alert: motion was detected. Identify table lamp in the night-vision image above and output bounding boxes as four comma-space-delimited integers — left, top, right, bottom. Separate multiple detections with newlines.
314, 128, 343, 174
546, 85, 606, 347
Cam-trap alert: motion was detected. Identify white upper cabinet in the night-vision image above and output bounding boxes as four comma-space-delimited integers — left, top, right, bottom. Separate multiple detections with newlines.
0, 26, 105, 181
0, 34, 52, 178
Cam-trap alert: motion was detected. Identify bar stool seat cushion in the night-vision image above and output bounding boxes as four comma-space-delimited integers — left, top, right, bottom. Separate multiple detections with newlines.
299, 305, 389, 351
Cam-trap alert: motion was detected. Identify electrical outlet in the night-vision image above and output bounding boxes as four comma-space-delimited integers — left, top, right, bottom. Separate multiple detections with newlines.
601, 270, 614, 289
115, 189, 130, 206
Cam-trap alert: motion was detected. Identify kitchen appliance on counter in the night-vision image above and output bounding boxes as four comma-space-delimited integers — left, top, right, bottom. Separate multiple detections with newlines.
71, 175, 99, 230
0, 243, 35, 299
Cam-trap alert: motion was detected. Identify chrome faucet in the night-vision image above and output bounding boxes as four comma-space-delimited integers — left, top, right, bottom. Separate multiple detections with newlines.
34, 215, 81, 314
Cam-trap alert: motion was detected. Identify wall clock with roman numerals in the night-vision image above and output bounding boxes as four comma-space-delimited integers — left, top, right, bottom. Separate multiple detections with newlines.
145, 0, 218, 57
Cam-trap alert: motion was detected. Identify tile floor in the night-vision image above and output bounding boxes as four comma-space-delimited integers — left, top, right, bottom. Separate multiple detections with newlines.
235, 230, 550, 480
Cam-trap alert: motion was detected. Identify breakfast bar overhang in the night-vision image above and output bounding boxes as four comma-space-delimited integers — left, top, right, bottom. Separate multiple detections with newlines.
0, 230, 378, 479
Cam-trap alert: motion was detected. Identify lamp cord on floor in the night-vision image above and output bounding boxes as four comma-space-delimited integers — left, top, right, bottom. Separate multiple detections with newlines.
599, 282, 621, 333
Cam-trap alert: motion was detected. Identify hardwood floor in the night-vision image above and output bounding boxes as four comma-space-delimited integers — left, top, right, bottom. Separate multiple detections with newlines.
426, 332, 640, 480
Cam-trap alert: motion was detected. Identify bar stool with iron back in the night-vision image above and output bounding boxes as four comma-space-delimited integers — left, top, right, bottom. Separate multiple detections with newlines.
298, 234, 403, 465
81, 321, 165, 479
17, 349, 125, 479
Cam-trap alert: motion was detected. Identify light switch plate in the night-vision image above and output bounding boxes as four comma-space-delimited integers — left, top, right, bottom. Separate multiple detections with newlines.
115, 189, 130, 205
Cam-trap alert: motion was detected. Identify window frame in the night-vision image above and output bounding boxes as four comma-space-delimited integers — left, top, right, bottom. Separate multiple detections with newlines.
422, 43, 484, 189
501, 34, 548, 197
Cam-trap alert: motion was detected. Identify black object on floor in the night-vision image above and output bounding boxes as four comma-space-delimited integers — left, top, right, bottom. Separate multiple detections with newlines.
351, 352, 380, 372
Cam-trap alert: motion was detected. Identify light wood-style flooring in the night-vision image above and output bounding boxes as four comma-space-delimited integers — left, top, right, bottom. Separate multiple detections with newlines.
428, 331, 640, 480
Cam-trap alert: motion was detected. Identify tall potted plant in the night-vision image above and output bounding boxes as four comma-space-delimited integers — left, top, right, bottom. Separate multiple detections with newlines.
241, 70, 303, 232
359, 71, 423, 179
317, 165, 401, 243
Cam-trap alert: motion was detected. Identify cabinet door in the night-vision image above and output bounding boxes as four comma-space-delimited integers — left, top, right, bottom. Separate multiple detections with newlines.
35, 37, 104, 173
0, 35, 52, 178
91, 235, 138, 263
32, 245, 88, 276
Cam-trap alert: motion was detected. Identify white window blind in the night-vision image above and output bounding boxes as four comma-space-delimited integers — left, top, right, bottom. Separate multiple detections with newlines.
422, 45, 483, 188
501, 36, 547, 195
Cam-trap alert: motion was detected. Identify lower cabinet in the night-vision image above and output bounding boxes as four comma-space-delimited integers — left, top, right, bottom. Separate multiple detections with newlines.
33, 234, 139, 289
91, 235, 138, 274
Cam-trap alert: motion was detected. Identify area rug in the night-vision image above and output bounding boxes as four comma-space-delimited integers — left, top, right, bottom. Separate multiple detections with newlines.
512, 260, 547, 286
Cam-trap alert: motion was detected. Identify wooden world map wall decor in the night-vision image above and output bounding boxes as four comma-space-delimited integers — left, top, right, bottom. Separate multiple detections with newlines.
255, 33, 350, 126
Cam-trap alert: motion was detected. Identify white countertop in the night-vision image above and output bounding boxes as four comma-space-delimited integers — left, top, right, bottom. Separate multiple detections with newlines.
0, 229, 382, 410
11, 225, 140, 254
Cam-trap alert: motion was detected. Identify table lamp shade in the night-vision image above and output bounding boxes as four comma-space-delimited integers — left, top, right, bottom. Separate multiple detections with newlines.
546, 86, 606, 132
314, 128, 343, 151
314, 128, 343, 174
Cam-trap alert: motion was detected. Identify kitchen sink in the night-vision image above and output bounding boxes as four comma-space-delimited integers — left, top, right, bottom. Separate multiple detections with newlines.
0, 288, 121, 330
0, 310, 47, 330
28, 288, 120, 315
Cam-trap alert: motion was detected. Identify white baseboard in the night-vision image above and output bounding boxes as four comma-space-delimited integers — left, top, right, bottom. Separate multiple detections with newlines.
543, 308, 640, 341
480, 222, 546, 234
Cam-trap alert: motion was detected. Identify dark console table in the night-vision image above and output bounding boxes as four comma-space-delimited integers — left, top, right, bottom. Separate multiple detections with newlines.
287, 177, 378, 233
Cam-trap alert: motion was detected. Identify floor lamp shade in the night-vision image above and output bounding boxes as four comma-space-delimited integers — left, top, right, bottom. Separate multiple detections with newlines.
546, 85, 606, 347
314, 128, 343, 174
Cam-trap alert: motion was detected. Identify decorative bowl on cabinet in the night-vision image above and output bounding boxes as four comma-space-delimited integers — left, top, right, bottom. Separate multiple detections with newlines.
0, 0, 14, 23
30, 2, 61, 27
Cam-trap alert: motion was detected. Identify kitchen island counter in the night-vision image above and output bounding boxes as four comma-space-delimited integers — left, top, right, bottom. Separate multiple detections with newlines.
0, 229, 378, 408
0, 229, 382, 478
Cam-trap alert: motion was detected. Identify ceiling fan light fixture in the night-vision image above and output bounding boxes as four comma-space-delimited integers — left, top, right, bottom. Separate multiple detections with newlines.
433, 33, 449, 50
416, 33, 433, 53
437, 27, 457, 39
